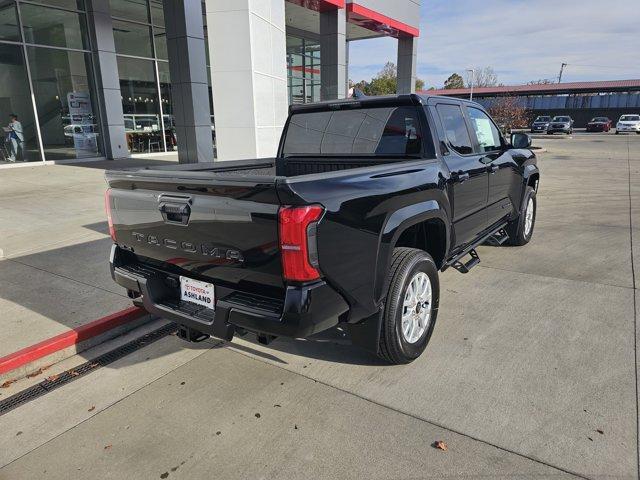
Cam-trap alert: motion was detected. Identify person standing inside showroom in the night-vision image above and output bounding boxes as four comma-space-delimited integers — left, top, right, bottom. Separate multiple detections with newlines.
7, 113, 24, 162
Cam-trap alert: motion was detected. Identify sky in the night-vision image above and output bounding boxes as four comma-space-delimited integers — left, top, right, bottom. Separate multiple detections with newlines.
348, 0, 640, 89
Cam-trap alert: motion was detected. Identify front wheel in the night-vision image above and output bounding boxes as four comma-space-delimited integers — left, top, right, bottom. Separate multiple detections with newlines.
378, 248, 439, 365
506, 186, 536, 246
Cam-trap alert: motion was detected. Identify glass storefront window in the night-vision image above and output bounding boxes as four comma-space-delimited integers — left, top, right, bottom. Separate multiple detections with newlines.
0, 1, 20, 42
109, 0, 148, 23
20, 3, 88, 50
117, 56, 162, 153
286, 35, 320, 104
113, 19, 153, 58
157, 61, 175, 151
150, 0, 163, 26
33, 0, 85, 10
153, 26, 167, 60
27, 47, 102, 160
0, 43, 41, 163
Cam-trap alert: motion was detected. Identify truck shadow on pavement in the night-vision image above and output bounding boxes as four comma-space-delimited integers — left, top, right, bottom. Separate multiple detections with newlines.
224, 328, 388, 367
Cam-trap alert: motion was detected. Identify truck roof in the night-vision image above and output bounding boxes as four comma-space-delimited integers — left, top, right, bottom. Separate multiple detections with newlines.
288, 93, 474, 113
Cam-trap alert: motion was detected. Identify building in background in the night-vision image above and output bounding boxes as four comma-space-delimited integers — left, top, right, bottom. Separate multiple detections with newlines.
424, 80, 640, 128
0, 0, 420, 166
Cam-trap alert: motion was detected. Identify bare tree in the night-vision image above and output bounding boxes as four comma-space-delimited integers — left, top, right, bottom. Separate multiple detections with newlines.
487, 96, 529, 133
468, 67, 499, 88
527, 79, 554, 85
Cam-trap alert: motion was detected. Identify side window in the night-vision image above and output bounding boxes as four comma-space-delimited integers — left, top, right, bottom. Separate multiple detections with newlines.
436, 104, 473, 155
467, 107, 502, 153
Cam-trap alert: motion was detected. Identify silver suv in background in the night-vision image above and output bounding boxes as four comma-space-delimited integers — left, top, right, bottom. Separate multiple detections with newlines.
615, 114, 640, 134
530, 116, 551, 133
546, 116, 574, 135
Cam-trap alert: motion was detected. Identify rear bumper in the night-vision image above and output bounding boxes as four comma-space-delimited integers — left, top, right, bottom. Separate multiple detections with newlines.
109, 245, 348, 340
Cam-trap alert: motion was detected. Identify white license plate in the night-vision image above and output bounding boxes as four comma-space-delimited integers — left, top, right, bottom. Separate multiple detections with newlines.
180, 276, 215, 310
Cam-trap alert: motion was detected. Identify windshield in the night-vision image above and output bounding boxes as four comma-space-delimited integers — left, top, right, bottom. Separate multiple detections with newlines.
553, 116, 570, 122
535, 117, 550, 122
591, 118, 608, 122
620, 115, 640, 122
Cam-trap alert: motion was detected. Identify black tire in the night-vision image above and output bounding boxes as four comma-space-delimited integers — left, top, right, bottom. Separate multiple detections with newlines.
615, 131, 619, 135
506, 186, 536, 246
378, 248, 439, 365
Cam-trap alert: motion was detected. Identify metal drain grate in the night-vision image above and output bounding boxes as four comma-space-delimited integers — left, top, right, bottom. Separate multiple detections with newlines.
0, 322, 177, 417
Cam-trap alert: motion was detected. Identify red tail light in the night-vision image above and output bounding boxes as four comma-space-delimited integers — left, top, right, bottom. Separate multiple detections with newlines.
279, 205, 324, 282
104, 188, 116, 242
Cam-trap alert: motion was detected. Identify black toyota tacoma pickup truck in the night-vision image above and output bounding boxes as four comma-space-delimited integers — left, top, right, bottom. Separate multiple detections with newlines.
105, 94, 539, 364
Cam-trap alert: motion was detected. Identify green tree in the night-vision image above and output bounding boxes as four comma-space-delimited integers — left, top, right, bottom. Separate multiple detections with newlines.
353, 62, 426, 96
444, 73, 465, 89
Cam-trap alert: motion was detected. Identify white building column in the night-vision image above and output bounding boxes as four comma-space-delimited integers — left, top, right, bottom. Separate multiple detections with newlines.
320, 8, 347, 100
206, 0, 288, 160
397, 35, 417, 94
163, 0, 213, 163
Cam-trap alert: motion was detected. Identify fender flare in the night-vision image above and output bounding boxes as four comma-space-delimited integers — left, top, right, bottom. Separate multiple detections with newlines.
373, 200, 450, 303
523, 164, 540, 187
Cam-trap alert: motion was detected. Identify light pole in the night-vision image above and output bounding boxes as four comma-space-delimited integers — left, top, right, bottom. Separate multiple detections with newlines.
467, 69, 475, 101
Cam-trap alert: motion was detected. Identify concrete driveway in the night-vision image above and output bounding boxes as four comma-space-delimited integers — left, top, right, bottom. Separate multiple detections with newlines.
1, 135, 638, 479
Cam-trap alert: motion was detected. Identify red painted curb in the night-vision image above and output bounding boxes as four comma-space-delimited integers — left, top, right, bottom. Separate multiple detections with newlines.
0, 306, 147, 375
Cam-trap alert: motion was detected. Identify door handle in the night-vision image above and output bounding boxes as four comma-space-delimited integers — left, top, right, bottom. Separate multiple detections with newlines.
451, 171, 470, 183
488, 164, 499, 174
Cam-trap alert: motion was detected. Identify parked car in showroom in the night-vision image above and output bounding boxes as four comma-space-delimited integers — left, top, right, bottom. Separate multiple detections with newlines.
586, 117, 612, 132
615, 114, 640, 134
530, 115, 551, 133
546, 116, 574, 135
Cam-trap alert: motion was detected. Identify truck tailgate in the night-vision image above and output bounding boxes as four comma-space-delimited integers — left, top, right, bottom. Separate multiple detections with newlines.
105, 169, 284, 295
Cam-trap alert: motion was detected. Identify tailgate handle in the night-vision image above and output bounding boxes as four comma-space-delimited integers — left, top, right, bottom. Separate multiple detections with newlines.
159, 201, 191, 225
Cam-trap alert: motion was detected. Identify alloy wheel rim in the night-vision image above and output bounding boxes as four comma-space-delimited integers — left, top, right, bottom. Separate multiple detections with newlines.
524, 198, 534, 236
401, 272, 432, 344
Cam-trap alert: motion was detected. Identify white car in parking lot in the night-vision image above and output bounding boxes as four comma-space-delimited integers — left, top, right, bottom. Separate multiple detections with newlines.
616, 114, 640, 134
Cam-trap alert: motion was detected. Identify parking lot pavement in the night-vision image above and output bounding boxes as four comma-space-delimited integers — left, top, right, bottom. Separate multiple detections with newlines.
1, 135, 638, 478
0, 158, 173, 359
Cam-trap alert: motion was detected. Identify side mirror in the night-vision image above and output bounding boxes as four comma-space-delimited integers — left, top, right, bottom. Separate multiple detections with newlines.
511, 132, 532, 149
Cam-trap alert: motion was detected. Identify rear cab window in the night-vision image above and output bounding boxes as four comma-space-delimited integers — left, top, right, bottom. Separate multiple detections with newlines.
282, 106, 435, 159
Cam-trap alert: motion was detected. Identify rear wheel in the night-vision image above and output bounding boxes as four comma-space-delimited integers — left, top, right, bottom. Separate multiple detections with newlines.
378, 248, 439, 365
506, 186, 536, 246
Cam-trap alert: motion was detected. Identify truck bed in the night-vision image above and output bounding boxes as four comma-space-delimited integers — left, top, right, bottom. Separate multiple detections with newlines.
115, 157, 398, 180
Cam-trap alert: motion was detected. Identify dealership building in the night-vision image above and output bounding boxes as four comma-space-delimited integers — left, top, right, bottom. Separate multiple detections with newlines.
0, 0, 420, 166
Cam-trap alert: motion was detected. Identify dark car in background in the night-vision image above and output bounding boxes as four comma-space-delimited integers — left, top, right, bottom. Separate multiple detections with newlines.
547, 116, 574, 135
586, 117, 612, 132
530, 116, 551, 133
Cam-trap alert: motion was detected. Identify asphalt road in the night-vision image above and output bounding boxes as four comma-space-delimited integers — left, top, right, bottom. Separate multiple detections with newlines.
1, 134, 639, 479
